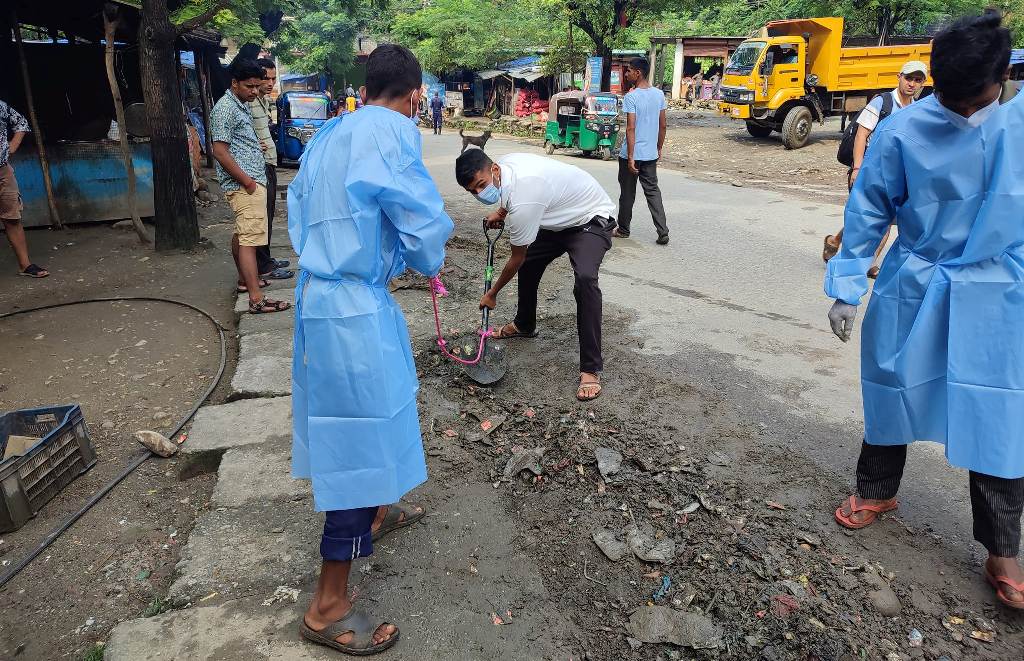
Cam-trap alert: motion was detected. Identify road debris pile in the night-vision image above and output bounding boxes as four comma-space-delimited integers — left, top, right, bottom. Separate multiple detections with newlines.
411, 245, 1022, 660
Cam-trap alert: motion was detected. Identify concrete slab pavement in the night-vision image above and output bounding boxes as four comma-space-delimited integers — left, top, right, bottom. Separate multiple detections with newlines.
182, 396, 292, 454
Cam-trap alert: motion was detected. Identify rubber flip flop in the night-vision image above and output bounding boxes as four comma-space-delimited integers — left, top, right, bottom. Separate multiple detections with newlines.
299, 608, 399, 656
985, 567, 1024, 610
19, 263, 49, 278
834, 495, 898, 530
372, 501, 426, 542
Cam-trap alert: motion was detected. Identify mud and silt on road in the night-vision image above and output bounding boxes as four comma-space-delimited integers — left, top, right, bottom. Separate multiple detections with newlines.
412, 217, 1024, 660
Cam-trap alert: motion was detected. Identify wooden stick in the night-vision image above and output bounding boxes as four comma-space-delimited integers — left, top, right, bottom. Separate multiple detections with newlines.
103, 4, 151, 244
11, 9, 61, 230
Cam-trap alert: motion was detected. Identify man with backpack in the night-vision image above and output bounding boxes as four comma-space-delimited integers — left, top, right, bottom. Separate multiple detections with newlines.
823, 60, 928, 274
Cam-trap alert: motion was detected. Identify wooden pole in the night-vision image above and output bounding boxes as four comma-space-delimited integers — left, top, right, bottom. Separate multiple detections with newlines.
104, 4, 150, 244
195, 48, 215, 169
11, 9, 62, 230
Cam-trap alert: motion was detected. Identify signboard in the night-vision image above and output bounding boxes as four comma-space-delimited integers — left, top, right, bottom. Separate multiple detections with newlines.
445, 90, 464, 110
584, 56, 603, 92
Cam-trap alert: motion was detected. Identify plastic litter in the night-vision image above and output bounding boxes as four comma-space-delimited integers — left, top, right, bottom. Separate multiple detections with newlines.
652, 575, 672, 601
908, 628, 923, 647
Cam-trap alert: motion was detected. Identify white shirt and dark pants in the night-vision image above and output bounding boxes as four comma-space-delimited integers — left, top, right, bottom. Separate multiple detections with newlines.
499, 153, 616, 374
616, 86, 668, 238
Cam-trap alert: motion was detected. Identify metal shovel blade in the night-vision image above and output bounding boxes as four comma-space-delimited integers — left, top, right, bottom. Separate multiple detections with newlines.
450, 333, 508, 385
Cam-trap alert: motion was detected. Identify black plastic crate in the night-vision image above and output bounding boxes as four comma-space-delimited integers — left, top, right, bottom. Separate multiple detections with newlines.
0, 404, 97, 533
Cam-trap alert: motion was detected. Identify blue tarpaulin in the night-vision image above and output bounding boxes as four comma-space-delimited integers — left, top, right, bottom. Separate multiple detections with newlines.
1011, 49, 1024, 65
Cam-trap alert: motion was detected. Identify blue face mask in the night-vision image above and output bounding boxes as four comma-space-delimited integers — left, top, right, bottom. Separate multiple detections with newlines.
475, 182, 500, 205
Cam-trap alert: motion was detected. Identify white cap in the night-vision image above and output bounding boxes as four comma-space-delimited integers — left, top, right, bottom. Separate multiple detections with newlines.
900, 60, 928, 77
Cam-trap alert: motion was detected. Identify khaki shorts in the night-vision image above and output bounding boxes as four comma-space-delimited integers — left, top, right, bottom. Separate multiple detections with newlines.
225, 185, 268, 246
0, 163, 23, 221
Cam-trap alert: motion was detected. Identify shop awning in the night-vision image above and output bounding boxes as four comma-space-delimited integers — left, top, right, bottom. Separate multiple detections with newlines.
477, 69, 504, 80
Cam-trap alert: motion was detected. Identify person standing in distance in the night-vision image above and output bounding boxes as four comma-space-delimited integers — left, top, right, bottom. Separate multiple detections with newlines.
614, 57, 669, 245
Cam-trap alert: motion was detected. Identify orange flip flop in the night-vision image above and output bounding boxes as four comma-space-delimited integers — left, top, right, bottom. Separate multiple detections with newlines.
834, 495, 898, 530
985, 567, 1024, 610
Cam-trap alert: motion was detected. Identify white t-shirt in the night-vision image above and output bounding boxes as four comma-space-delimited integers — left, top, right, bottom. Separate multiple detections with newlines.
856, 89, 907, 132
498, 153, 616, 246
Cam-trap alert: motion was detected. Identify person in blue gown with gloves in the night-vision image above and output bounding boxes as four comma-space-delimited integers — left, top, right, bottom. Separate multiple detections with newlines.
288, 45, 455, 653
825, 13, 1024, 610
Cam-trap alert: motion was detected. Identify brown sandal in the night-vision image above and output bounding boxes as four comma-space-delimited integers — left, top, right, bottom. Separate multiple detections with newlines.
372, 501, 426, 542
237, 278, 271, 293
577, 374, 602, 401
492, 322, 538, 339
249, 297, 291, 314
834, 495, 897, 529
822, 235, 840, 262
299, 607, 399, 655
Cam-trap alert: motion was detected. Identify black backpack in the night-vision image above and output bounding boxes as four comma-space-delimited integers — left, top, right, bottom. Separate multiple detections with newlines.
837, 93, 894, 166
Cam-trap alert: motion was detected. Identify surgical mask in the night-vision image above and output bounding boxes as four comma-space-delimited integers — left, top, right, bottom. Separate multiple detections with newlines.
475, 180, 500, 205
409, 93, 421, 126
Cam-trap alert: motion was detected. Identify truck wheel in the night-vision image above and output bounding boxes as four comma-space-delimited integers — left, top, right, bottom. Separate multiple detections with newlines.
601, 146, 613, 161
745, 121, 773, 138
545, 141, 555, 155
582, 149, 594, 158
781, 107, 813, 150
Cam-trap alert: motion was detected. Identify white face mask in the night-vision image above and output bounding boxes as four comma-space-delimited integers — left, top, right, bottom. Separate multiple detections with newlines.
409, 92, 421, 125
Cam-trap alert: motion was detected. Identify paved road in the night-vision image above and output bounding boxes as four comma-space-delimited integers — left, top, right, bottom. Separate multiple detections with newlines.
422, 129, 981, 555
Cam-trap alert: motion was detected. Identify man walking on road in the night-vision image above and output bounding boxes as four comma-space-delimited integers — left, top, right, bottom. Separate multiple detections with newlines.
211, 58, 289, 314
822, 60, 927, 274
615, 57, 669, 245
289, 44, 453, 654
430, 91, 444, 135
0, 99, 47, 278
826, 14, 1024, 610
251, 57, 293, 283
456, 149, 615, 401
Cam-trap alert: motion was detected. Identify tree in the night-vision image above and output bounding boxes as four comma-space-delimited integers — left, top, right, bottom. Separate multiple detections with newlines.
138, 0, 304, 251
390, 0, 555, 73
272, 1, 365, 78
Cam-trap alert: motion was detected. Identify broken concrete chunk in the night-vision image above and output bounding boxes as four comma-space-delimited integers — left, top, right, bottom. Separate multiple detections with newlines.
627, 526, 676, 564
502, 446, 546, 480
134, 430, 178, 458
591, 528, 628, 562
594, 447, 622, 480
627, 605, 723, 649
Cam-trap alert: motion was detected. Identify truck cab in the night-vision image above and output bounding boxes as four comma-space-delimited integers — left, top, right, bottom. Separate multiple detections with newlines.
719, 36, 819, 148
717, 17, 931, 150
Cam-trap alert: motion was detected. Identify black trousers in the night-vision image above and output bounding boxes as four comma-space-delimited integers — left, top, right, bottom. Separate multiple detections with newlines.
256, 164, 277, 274
616, 157, 668, 238
513, 216, 613, 374
856, 441, 1024, 557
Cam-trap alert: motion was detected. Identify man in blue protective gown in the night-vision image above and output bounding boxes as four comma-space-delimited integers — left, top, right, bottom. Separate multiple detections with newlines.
825, 14, 1024, 610
288, 45, 455, 652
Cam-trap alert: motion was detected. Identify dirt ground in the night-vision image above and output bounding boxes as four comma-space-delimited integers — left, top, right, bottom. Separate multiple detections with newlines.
411, 211, 1024, 661
0, 171, 250, 659
660, 106, 848, 207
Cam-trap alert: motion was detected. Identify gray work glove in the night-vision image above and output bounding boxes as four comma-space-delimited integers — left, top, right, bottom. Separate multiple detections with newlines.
828, 300, 858, 342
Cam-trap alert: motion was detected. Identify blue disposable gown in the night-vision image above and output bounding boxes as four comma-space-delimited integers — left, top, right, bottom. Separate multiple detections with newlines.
825, 94, 1024, 479
288, 106, 454, 511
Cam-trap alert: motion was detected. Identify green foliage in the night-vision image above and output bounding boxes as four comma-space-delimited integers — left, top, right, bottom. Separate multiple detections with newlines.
80, 643, 105, 661
273, 3, 365, 75
390, 0, 556, 72
142, 597, 168, 617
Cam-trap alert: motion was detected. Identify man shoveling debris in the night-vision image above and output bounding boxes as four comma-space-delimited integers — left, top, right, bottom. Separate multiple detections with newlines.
455, 149, 616, 401
288, 44, 454, 654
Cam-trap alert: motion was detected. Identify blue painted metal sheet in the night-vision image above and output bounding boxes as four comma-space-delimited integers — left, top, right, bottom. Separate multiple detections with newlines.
9, 141, 155, 228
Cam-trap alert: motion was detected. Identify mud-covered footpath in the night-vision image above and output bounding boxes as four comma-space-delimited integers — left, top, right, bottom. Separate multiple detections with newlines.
105, 203, 1022, 660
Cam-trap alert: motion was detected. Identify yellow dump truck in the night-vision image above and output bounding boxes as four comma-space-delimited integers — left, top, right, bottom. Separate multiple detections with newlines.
717, 17, 931, 149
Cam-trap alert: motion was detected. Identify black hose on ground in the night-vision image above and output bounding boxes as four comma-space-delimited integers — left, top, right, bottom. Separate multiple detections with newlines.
0, 296, 229, 590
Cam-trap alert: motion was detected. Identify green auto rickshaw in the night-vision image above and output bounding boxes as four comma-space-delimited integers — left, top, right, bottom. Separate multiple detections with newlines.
543, 91, 620, 160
